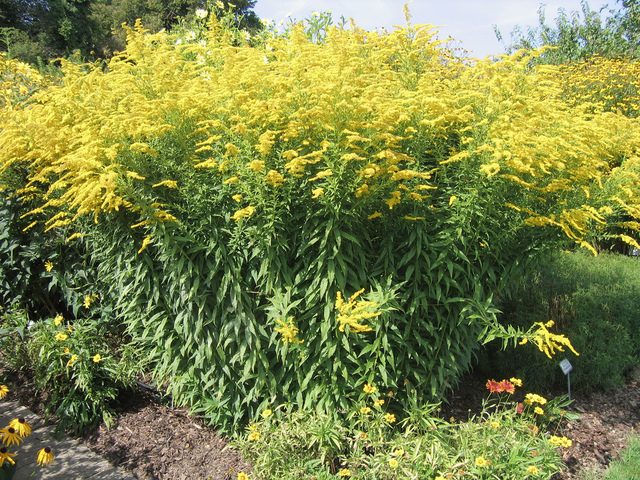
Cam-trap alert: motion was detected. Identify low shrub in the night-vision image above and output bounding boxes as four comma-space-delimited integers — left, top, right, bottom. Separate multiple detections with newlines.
483, 251, 640, 392
0, 308, 145, 435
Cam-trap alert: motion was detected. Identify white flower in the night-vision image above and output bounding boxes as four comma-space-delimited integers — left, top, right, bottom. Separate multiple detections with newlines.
175, 38, 182, 45
285, 11, 292, 17
195, 8, 208, 19
215, 1, 224, 8
311, 11, 319, 17
186, 31, 196, 41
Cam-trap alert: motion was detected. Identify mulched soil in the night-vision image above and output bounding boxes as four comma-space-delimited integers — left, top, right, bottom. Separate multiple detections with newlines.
2, 364, 639, 479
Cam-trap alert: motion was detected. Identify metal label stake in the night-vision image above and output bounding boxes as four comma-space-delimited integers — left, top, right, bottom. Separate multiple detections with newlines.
559, 359, 573, 400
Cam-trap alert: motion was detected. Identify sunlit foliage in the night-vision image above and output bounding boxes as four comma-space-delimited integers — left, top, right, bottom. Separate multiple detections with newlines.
1, 14, 639, 430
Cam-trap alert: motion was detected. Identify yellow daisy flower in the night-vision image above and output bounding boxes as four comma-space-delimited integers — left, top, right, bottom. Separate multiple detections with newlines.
37, 447, 55, 466
0, 427, 23, 446
8, 417, 31, 436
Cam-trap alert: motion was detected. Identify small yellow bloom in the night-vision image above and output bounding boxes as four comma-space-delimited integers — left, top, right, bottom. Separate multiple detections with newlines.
475, 456, 491, 467
311, 187, 324, 198
232, 194, 243, 202
534, 406, 545, 415
0, 385, 9, 399
248, 423, 258, 431
509, 377, 523, 387
248, 431, 260, 441
53, 314, 63, 326
44, 261, 54, 272
393, 447, 405, 457
363, 383, 378, 394
374, 399, 385, 407
261, 409, 272, 418
92, 354, 101, 363
67, 354, 78, 367
360, 407, 372, 414
526, 465, 540, 475
368, 211, 382, 219
449, 195, 458, 206
389, 458, 399, 468
384, 413, 396, 424
338, 468, 351, 477
54, 332, 68, 341
490, 421, 500, 429
64, 348, 70, 354
37, 446, 55, 466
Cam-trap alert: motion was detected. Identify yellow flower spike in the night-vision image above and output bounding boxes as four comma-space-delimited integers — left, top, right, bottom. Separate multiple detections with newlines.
230, 206, 255, 222
336, 289, 381, 334
529, 321, 580, 358
274, 317, 304, 344
311, 187, 324, 198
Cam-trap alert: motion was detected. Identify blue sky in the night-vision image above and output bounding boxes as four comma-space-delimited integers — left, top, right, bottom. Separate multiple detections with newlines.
252, 0, 614, 58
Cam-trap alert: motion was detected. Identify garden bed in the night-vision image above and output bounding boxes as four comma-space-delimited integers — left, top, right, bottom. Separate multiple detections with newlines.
3, 365, 639, 479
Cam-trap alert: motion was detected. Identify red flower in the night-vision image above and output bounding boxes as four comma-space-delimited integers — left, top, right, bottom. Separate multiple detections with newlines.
499, 380, 515, 394
486, 379, 501, 392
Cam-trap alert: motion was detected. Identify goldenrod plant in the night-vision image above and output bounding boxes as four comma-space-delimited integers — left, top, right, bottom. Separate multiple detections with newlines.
1, 7, 638, 430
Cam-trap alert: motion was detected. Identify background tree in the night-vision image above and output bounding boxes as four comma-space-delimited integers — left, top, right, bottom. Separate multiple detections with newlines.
1, 0, 262, 62
494, 0, 640, 63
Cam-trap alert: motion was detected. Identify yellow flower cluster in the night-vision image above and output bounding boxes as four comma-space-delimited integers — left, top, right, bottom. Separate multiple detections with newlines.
548, 435, 573, 448
1, 17, 640, 254
273, 317, 304, 344
524, 320, 580, 359
335, 289, 381, 333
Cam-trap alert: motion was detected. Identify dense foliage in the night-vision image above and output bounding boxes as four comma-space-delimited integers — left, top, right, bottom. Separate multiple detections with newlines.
1, 12, 639, 431
496, 0, 640, 63
484, 251, 640, 393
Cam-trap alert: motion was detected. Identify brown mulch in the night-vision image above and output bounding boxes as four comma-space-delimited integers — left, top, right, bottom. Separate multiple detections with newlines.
2, 365, 639, 479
